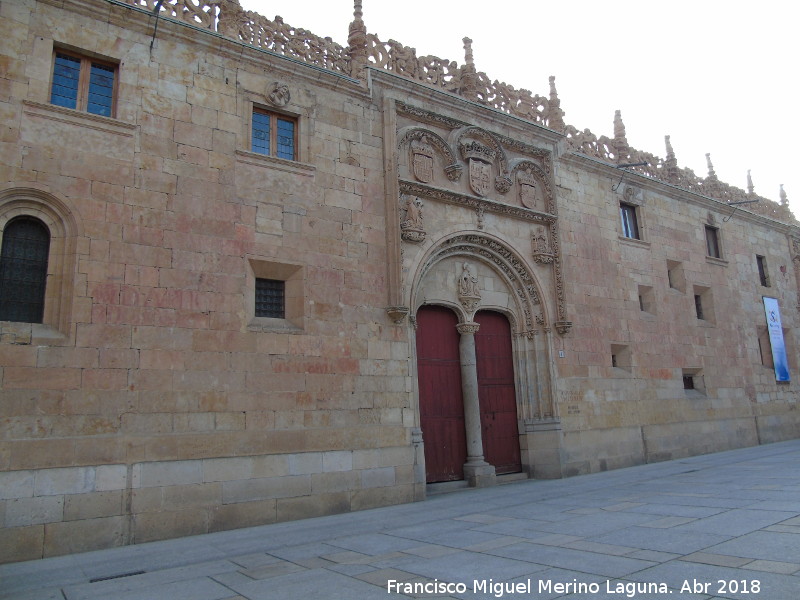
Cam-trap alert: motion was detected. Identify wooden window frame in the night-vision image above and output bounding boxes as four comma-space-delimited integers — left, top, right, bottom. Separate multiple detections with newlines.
705, 225, 721, 259
619, 202, 640, 240
50, 49, 119, 118
251, 107, 298, 160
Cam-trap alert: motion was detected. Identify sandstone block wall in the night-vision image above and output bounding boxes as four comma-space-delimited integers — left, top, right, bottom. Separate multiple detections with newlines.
0, 0, 418, 561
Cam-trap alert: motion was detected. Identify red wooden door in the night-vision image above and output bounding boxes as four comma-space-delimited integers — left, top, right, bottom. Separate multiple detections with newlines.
416, 306, 466, 482
475, 310, 521, 474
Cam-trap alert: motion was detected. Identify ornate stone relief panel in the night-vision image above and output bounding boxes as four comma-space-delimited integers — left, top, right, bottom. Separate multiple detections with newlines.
394, 102, 570, 334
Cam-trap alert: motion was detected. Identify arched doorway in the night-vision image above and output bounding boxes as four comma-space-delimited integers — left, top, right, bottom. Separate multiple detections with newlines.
416, 305, 466, 482
475, 310, 521, 474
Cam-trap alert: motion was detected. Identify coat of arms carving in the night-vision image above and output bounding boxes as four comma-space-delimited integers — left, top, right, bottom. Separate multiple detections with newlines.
518, 168, 537, 209
410, 137, 434, 183
460, 140, 496, 197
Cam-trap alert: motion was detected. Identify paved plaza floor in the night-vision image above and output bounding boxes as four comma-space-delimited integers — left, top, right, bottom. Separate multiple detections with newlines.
2, 439, 800, 599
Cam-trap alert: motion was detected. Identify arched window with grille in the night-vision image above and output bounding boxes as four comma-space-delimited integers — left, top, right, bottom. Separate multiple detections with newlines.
0, 216, 51, 323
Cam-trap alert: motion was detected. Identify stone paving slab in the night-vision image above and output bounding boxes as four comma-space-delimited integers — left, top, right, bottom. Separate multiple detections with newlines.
1, 440, 800, 600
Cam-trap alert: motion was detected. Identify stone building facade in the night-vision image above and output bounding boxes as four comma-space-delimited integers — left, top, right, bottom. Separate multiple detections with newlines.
1, 0, 798, 562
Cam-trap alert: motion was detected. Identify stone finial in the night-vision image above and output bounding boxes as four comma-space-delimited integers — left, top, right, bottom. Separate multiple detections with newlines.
347, 0, 368, 80
664, 135, 675, 160
546, 75, 566, 132
217, 0, 245, 39
612, 110, 630, 164
747, 170, 754, 195
664, 135, 678, 181
705, 153, 717, 179
780, 184, 789, 207
460, 37, 478, 100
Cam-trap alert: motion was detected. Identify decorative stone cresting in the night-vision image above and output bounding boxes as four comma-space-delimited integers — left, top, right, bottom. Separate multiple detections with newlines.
127, 0, 793, 222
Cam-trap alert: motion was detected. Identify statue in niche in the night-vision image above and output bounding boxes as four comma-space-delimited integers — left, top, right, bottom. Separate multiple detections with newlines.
532, 227, 555, 264
400, 195, 426, 243
411, 137, 434, 183
518, 168, 537, 209
458, 262, 481, 313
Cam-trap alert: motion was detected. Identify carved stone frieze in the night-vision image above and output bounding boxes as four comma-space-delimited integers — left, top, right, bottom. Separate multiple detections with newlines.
399, 181, 555, 225
397, 101, 467, 130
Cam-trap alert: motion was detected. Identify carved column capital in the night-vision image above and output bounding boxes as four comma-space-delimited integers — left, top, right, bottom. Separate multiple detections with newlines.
456, 322, 480, 335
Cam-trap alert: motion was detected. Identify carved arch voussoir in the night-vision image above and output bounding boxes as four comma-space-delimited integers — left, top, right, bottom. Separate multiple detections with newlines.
411, 233, 548, 333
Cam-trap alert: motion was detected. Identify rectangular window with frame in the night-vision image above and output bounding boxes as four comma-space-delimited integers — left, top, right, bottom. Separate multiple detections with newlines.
50, 51, 117, 117
756, 255, 770, 287
705, 225, 721, 258
620, 202, 640, 239
252, 108, 297, 160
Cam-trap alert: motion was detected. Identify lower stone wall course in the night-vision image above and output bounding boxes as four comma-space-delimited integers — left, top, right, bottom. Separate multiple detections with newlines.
275, 491, 351, 523
63, 490, 124, 521
5, 495, 64, 527
221, 474, 311, 504
133, 508, 208, 544
161, 482, 223, 510
209, 499, 276, 532
43, 516, 127, 558
350, 484, 414, 512
0, 525, 43, 563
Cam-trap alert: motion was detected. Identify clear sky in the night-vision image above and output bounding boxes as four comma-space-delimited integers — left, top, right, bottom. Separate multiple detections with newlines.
239, 0, 798, 216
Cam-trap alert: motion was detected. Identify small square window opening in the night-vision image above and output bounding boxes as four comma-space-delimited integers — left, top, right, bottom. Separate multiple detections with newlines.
255, 278, 285, 318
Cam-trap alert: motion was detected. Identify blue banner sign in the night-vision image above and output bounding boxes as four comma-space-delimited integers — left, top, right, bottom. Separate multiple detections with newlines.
763, 297, 790, 382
